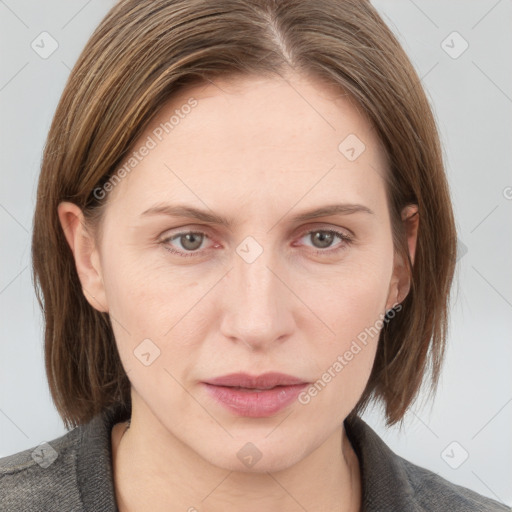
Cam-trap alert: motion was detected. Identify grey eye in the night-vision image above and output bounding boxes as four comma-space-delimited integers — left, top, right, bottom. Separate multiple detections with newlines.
309, 231, 337, 249
174, 232, 205, 251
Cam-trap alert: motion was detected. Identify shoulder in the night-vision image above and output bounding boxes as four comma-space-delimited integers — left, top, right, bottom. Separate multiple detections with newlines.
398, 451, 510, 512
0, 403, 127, 512
345, 414, 510, 512
0, 426, 84, 511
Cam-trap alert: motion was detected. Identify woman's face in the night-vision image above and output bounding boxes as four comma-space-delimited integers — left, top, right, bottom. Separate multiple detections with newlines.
74, 73, 411, 472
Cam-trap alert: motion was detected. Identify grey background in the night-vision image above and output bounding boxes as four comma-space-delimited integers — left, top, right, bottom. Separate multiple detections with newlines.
1, 0, 511, 506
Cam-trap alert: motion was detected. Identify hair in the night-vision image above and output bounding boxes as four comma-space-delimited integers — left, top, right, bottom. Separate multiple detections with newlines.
32, 0, 456, 429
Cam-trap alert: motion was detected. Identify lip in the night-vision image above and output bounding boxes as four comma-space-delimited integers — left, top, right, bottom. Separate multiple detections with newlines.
202, 372, 309, 418
204, 372, 307, 389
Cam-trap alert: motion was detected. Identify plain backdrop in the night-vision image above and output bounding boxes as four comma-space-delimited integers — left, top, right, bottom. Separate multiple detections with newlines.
1, 0, 511, 506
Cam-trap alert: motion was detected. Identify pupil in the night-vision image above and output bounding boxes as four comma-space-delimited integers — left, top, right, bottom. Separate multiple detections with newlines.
314, 231, 333, 248
183, 233, 202, 250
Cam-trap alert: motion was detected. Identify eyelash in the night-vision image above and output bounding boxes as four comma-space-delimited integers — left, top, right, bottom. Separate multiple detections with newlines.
160, 228, 353, 258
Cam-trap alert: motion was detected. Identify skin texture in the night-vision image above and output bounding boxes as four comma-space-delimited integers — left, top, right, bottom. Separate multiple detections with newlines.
59, 73, 418, 512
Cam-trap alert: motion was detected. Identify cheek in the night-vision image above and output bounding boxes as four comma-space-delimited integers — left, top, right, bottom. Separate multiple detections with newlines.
295, 247, 393, 407
332, 268, 391, 339
101, 244, 193, 330
301, 245, 393, 343
100, 247, 211, 379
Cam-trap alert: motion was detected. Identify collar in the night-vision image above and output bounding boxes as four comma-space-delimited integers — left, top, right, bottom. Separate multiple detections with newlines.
76, 403, 418, 512
344, 414, 421, 511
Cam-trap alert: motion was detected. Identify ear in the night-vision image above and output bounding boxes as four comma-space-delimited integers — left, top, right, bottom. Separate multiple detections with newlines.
57, 201, 109, 313
385, 204, 419, 310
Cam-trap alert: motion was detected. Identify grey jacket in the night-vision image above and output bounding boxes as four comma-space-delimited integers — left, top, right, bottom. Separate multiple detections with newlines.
1, 403, 509, 511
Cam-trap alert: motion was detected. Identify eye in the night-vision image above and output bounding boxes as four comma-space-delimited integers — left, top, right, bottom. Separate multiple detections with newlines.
296, 228, 353, 255
161, 231, 213, 257
160, 227, 353, 258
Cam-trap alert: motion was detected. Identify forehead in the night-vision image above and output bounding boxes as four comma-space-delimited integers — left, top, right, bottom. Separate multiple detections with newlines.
164, 73, 378, 153
104, 73, 388, 218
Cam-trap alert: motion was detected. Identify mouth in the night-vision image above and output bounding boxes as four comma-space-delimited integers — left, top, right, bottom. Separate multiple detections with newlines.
204, 371, 307, 389
225, 386, 286, 392
201, 372, 309, 417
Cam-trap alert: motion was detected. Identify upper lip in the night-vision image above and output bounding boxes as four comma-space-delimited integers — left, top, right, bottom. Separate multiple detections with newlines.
204, 372, 308, 389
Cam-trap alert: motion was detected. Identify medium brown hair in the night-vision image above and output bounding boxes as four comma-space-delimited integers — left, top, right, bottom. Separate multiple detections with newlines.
32, 0, 456, 429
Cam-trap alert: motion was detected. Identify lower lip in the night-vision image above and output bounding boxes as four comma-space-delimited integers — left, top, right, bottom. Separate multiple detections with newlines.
202, 383, 309, 417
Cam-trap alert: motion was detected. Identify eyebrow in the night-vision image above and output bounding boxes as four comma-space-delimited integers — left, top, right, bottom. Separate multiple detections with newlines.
140, 202, 374, 227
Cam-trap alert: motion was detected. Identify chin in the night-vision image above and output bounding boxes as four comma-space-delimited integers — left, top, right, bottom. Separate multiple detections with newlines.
197, 435, 312, 474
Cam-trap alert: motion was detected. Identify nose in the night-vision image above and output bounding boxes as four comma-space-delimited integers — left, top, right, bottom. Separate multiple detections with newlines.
219, 246, 295, 351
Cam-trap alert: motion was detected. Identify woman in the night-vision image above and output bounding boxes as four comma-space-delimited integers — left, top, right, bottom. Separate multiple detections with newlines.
0, 0, 509, 510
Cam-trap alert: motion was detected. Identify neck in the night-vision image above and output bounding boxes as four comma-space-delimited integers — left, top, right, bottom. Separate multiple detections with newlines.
111, 405, 361, 512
